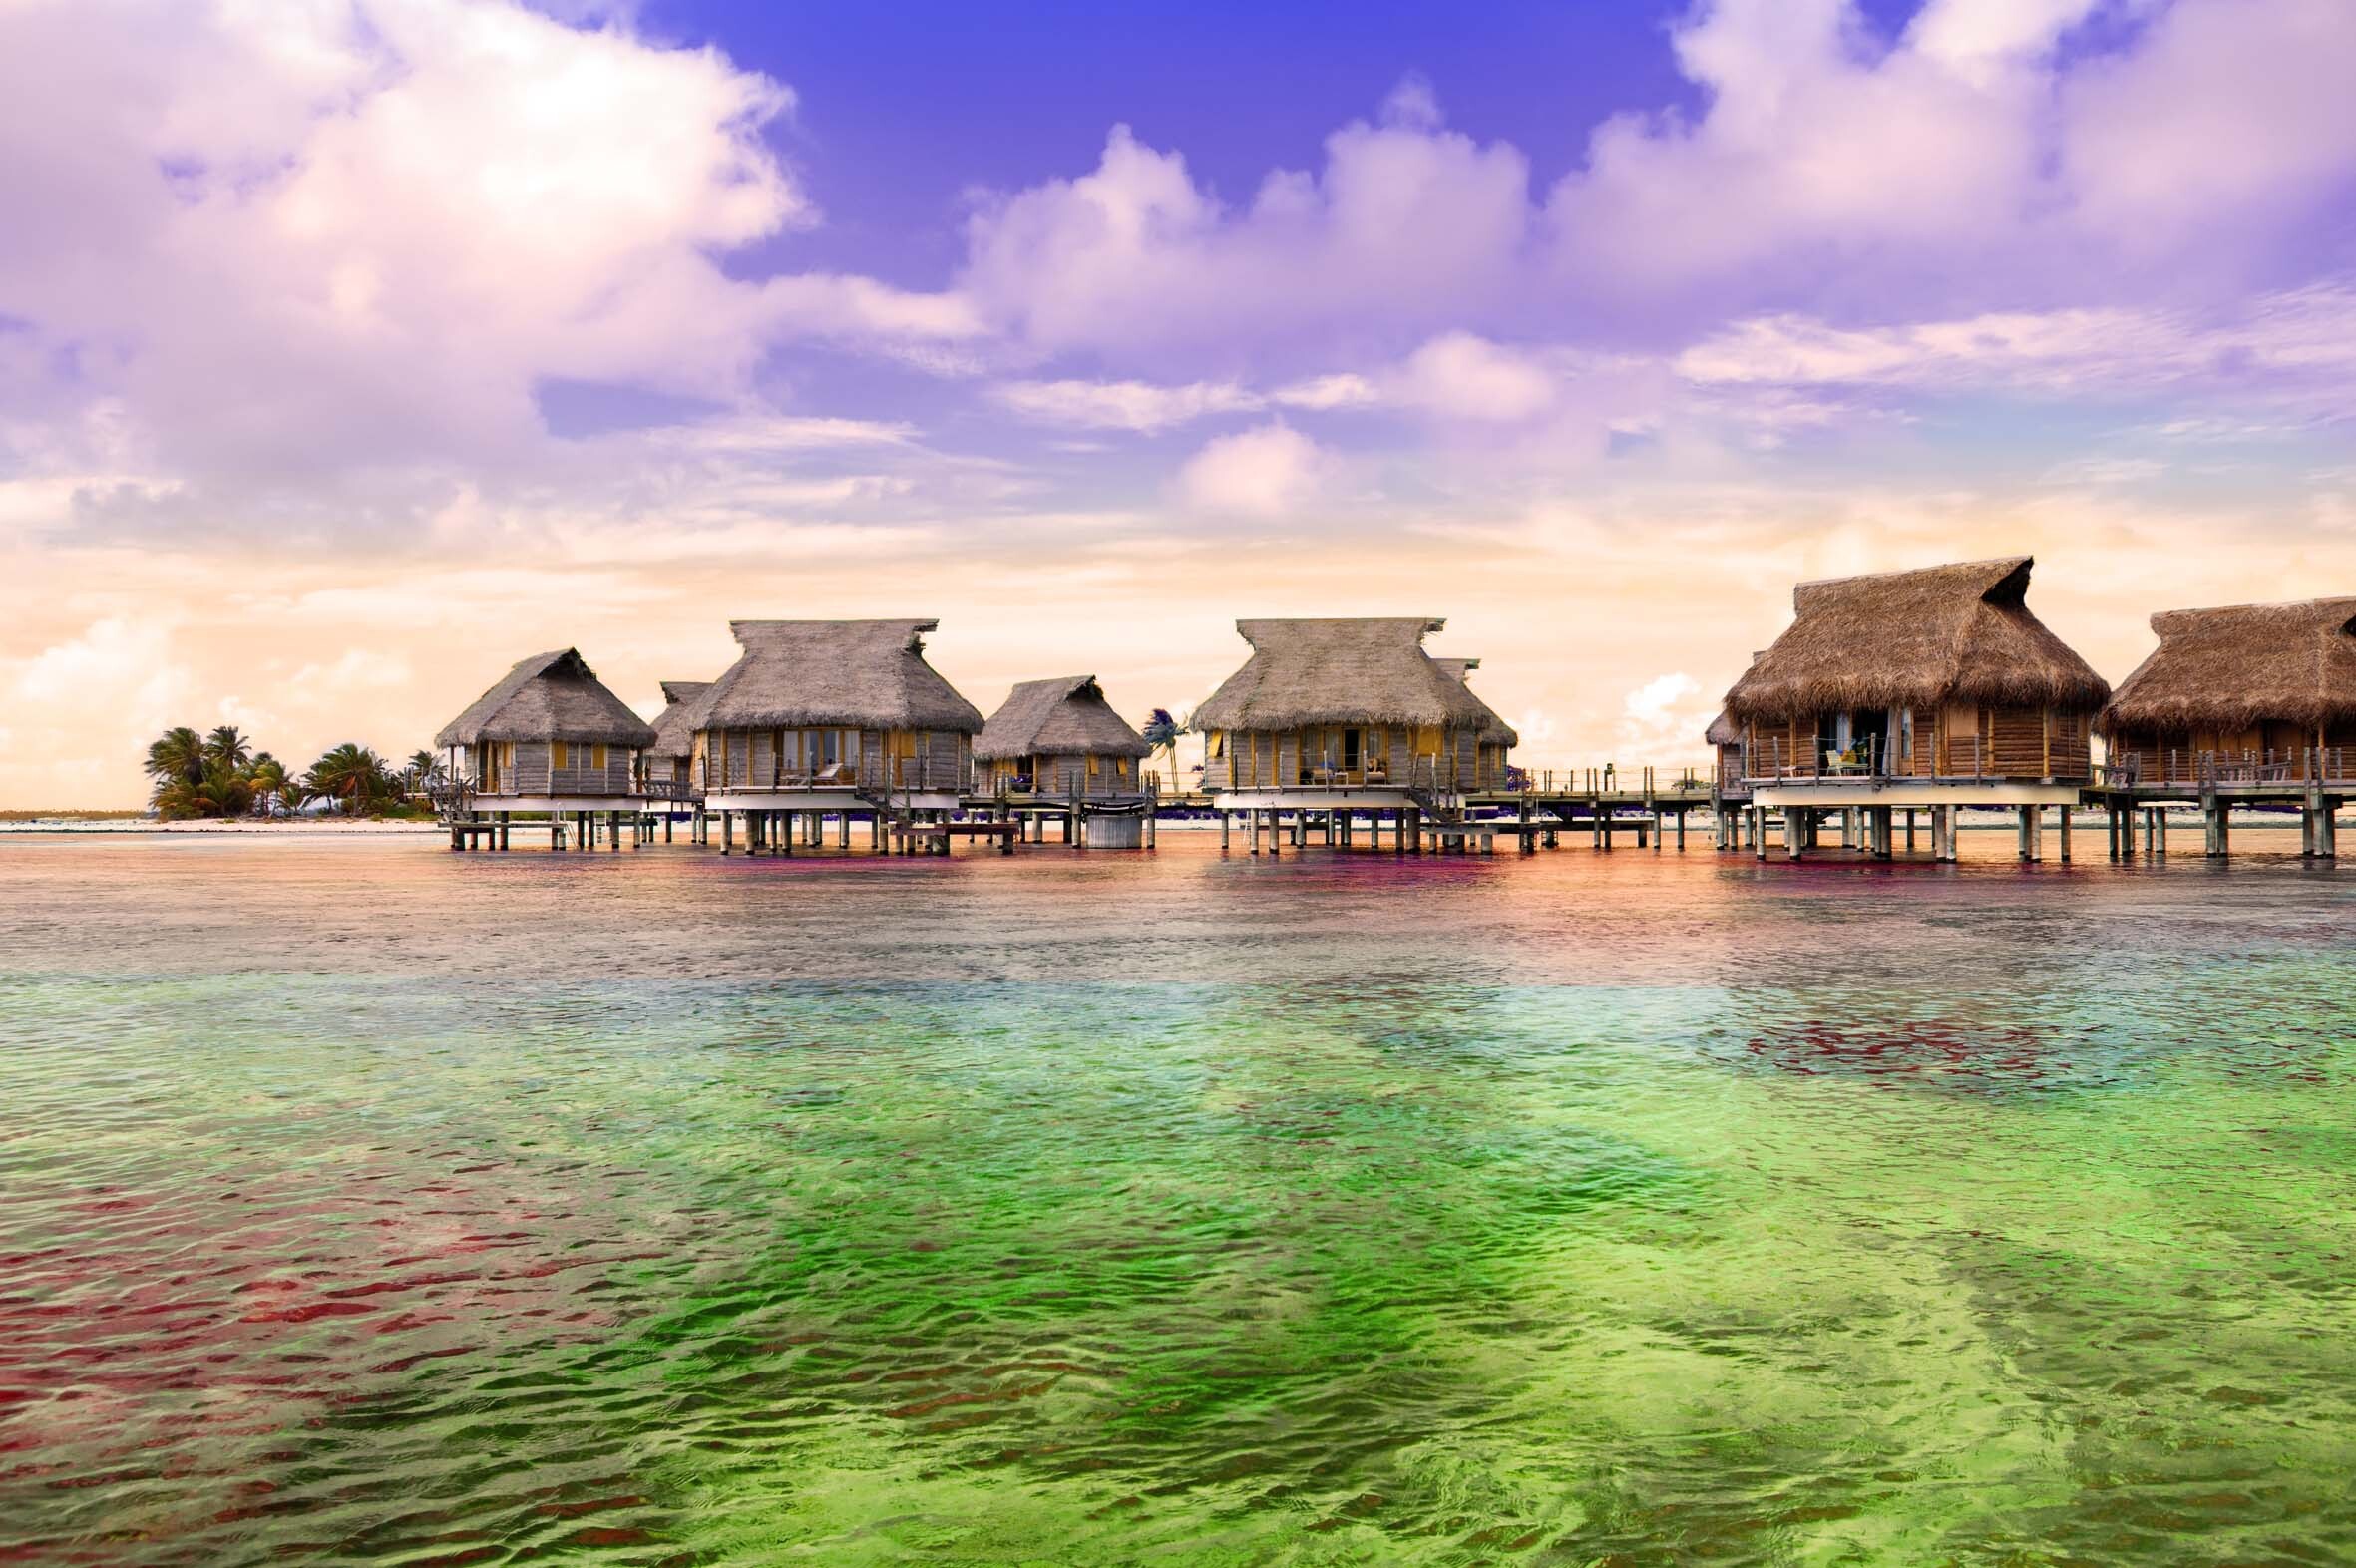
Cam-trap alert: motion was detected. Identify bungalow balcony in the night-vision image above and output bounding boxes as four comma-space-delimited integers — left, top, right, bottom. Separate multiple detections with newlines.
697, 749, 972, 807
1741, 729, 2093, 809
2095, 745, 2356, 794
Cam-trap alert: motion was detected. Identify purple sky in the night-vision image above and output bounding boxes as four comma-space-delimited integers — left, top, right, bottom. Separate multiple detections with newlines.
2, 0, 2354, 803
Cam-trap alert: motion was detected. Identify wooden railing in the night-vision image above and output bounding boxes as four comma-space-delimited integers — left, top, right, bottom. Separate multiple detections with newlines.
2103, 747, 2351, 788
1503, 766, 1705, 796
696, 756, 973, 793
1745, 736, 1980, 782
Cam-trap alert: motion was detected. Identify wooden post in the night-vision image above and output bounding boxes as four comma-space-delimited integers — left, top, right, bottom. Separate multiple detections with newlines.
1904, 809, 1915, 853
2057, 805, 2071, 863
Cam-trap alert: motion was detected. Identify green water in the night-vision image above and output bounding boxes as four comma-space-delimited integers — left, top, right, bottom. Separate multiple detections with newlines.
1, 834, 2351, 1564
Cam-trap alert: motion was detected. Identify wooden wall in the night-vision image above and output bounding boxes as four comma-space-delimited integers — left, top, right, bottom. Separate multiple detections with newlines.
690, 726, 971, 791
477, 739, 636, 796
1200, 725, 1485, 790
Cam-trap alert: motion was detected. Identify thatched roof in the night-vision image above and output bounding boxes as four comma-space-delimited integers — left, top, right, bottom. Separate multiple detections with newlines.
1707, 654, 1762, 745
1431, 657, 1520, 747
648, 680, 711, 759
1723, 558, 2109, 724
435, 649, 657, 748
682, 620, 983, 734
1193, 618, 1491, 731
2099, 597, 2356, 735
976, 676, 1150, 760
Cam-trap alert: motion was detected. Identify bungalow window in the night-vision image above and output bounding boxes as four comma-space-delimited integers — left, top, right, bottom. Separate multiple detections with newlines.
592, 743, 608, 771
1207, 731, 1226, 759
1342, 728, 1361, 771
552, 740, 570, 770
1088, 753, 1101, 778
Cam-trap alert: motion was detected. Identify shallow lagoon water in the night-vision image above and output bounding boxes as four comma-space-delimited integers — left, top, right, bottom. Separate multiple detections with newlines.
2, 831, 2352, 1565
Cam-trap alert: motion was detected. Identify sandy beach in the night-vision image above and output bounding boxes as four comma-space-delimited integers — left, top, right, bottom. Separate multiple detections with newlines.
0, 815, 445, 834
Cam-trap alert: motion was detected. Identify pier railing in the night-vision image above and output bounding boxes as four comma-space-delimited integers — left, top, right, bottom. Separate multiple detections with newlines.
1501, 766, 1705, 796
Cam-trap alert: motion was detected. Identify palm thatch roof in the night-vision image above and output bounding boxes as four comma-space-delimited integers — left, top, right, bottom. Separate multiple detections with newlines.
976, 676, 1150, 760
2099, 597, 2356, 735
1723, 558, 2109, 724
681, 620, 983, 734
1707, 654, 1763, 746
649, 680, 711, 759
1431, 657, 1520, 746
1193, 618, 1492, 731
434, 649, 656, 748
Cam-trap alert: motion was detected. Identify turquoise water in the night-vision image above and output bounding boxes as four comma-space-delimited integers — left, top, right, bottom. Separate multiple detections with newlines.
1, 832, 2352, 1564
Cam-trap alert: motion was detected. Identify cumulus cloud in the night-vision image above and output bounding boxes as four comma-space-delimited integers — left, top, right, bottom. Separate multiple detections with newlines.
1388, 334, 1561, 422
1175, 423, 1329, 516
0, 616, 196, 804
0, 0, 972, 489
1616, 671, 1714, 754
958, 98, 1536, 359
949, 1, 2356, 365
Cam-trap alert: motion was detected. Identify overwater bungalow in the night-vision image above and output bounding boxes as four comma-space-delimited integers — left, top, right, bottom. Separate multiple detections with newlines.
640, 681, 708, 794
631, 679, 709, 840
974, 675, 1155, 847
1432, 658, 1519, 790
1194, 617, 1496, 851
1722, 558, 2110, 860
1706, 709, 1744, 792
683, 619, 983, 854
2098, 598, 2356, 788
434, 648, 657, 850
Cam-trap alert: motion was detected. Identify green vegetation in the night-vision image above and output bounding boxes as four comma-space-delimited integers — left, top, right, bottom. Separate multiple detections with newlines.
142, 724, 441, 819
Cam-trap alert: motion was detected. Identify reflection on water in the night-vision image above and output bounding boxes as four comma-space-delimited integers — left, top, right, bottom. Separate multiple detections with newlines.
1, 833, 2352, 1564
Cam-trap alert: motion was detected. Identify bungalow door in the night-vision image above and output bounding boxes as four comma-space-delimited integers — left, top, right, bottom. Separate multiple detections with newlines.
1411, 726, 1443, 787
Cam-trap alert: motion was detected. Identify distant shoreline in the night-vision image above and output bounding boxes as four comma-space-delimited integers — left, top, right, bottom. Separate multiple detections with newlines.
0, 815, 443, 834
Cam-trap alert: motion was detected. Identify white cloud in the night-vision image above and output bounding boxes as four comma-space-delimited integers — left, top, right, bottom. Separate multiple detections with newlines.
0, 616, 195, 805
0, 0, 970, 487
1389, 333, 1559, 422
1676, 284, 2356, 404
991, 379, 1262, 432
1175, 423, 1328, 516
959, 106, 1535, 358
948, 2, 2356, 367
1270, 374, 1381, 411
1617, 671, 1714, 754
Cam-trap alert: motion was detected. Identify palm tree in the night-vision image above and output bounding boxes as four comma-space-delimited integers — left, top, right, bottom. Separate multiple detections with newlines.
1142, 708, 1188, 794
405, 749, 441, 794
304, 743, 391, 815
203, 724, 252, 773
246, 754, 295, 817
146, 726, 205, 793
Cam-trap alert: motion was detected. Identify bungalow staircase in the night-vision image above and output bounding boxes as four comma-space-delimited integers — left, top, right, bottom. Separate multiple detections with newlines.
427, 775, 475, 825
1404, 759, 1463, 822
